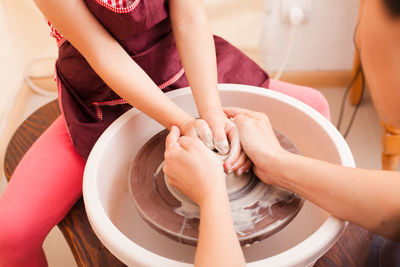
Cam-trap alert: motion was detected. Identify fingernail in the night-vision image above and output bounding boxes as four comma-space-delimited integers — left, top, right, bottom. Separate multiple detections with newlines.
245, 168, 250, 173
236, 169, 243, 176
225, 162, 231, 169
206, 133, 214, 150
214, 139, 229, 155
228, 168, 233, 174
207, 141, 214, 150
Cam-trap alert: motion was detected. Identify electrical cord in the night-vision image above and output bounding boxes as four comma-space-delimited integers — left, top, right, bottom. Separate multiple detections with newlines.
343, 75, 364, 138
336, 65, 361, 130
336, 65, 365, 138
336, 1, 366, 139
274, 25, 295, 80
274, 5, 304, 80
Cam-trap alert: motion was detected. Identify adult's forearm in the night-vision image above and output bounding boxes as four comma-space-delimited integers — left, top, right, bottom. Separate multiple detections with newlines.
169, 0, 222, 116
269, 152, 400, 240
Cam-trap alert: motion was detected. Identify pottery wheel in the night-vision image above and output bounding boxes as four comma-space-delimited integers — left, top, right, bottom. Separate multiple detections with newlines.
129, 129, 303, 246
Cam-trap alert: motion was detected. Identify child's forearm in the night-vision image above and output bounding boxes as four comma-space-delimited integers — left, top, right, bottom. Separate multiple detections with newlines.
169, 0, 222, 117
89, 44, 193, 129
34, 0, 192, 130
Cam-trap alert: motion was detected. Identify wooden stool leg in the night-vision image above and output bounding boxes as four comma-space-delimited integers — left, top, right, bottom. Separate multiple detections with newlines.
58, 199, 126, 266
381, 129, 400, 170
382, 154, 400, 171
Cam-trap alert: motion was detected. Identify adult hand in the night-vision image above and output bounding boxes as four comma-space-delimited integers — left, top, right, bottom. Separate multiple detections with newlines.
224, 107, 287, 184
164, 126, 227, 206
201, 109, 251, 175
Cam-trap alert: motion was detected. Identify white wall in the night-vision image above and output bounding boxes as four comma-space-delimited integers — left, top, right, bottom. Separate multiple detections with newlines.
0, 0, 360, 129
0, 1, 22, 133
204, 0, 265, 53
0, 0, 57, 134
204, 0, 359, 72
3, 0, 57, 63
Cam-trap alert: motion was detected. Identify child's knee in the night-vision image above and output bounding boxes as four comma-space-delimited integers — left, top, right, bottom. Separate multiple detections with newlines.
306, 89, 331, 121
268, 79, 331, 121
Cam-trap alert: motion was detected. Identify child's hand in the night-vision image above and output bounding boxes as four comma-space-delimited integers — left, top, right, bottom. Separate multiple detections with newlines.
202, 110, 251, 175
180, 118, 214, 150
164, 126, 227, 206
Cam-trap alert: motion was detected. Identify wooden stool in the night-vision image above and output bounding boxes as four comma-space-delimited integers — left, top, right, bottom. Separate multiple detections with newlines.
349, 0, 400, 170
381, 126, 400, 170
3, 100, 125, 267
350, 64, 400, 171
3, 100, 373, 266
349, 55, 400, 171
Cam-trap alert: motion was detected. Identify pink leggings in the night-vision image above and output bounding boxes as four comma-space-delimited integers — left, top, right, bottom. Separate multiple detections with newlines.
0, 116, 85, 267
0, 80, 329, 266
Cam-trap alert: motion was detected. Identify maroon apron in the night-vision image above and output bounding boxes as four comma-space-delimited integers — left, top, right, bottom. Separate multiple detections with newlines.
55, 0, 270, 160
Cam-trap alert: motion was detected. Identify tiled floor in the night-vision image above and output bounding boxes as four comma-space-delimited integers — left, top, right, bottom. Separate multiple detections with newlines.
320, 87, 387, 171
321, 87, 399, 172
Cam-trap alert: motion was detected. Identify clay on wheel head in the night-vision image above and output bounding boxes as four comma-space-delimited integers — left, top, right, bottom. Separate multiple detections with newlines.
129, 129, 303, 246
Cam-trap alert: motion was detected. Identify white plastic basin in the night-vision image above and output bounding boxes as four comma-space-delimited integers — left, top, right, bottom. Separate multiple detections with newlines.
83, 84, 354, 266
